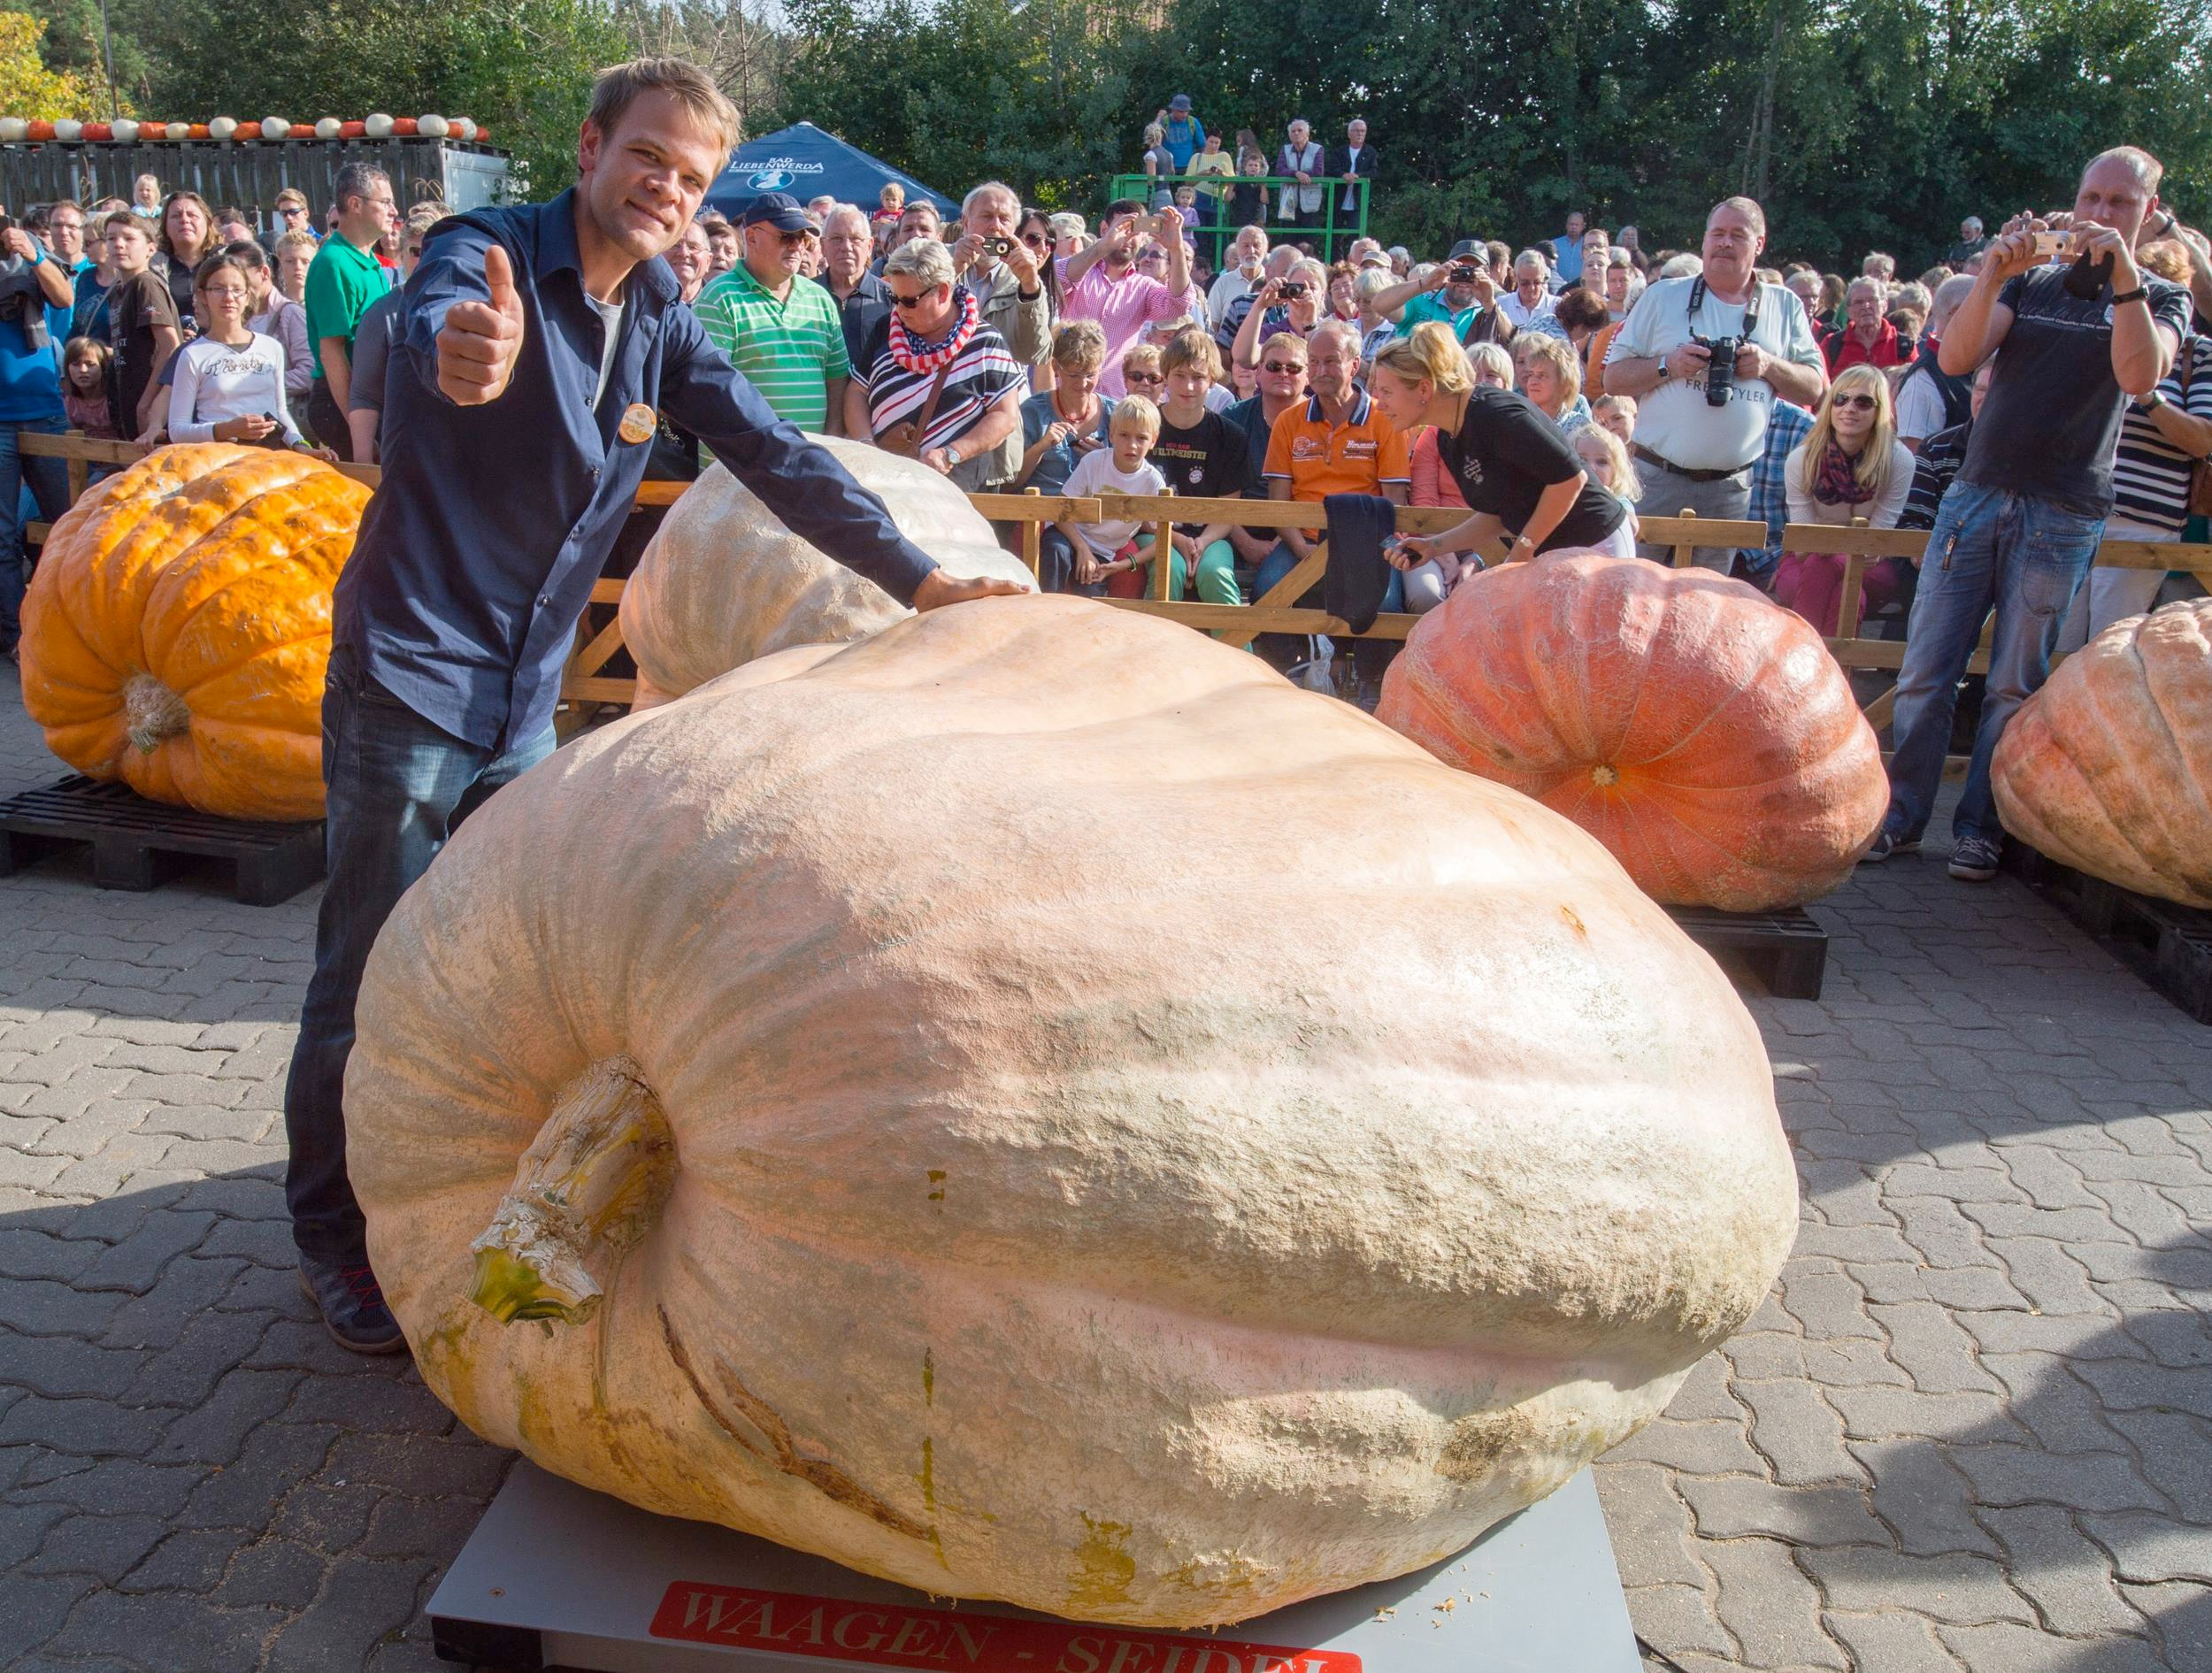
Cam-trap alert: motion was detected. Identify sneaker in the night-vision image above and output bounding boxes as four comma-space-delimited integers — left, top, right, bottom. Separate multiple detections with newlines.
298, 1256, 407, 1355
1860, 831, 1919, 863
1947, 834, 2003, 882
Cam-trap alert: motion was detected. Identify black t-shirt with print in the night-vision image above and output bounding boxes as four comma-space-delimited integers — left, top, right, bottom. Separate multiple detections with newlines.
1961, 264, 2193, 517
1151, 409, 1248, 531
1438, 387, 1625, 551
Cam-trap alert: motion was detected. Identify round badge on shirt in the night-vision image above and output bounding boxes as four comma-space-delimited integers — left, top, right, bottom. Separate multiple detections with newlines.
618, 403, 657, 445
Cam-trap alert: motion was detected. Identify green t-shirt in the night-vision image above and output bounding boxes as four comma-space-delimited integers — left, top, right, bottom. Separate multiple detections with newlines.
694, 266, 849, 432
1401, 291, 1483, 342
303, 236, 391, 379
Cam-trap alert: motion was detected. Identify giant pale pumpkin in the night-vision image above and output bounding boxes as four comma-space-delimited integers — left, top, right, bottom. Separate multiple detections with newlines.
19, 444, 370, 821
1379, 555, 1887, 912
346, 595, 1797, 1627
1993, 598, 2212, 908
618, 438, 1033, 702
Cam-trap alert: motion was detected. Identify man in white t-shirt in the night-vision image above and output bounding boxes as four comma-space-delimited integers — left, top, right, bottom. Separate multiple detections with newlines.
1209, 224, 1268, 323
1498, 250, 1562, 334
1893, 273, 1976, 452
1601, 195, 1830, 569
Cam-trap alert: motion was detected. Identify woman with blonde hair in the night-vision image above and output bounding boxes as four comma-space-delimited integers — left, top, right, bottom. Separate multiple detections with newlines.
1371, 321, 1632, 569
1466, 341, 1514, 390
1514, 333, 1591, 434
1774, 363, 1914, 635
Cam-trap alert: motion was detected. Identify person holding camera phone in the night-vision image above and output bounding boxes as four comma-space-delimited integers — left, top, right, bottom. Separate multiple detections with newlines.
1867, 146, 2192, 884
1059, 198, 1193, 397
1601, 195, 1829, 571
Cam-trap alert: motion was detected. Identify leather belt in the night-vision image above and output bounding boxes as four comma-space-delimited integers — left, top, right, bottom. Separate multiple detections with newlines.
1632, 442, 1755, 484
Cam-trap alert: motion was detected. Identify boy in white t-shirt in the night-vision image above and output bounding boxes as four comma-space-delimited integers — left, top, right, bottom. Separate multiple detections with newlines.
1056, 396, 1169, 591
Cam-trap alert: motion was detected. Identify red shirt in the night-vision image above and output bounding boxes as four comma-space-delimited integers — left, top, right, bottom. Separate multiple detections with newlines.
1825, 319, 1904, 373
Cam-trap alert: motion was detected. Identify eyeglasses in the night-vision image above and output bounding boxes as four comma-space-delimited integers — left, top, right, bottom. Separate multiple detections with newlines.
1833, 394, 1879, 411
1262, 360, 1305, 374
1021, 232, 1050, 247
1124, 371, 1165, 386
776, 229, 811, 246
888, 290, 933, 310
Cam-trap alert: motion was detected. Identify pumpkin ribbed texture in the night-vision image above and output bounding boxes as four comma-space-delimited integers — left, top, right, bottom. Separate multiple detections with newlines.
1992, 598, 2212, 908
1377, 555, 1889, 911
346, 595, 1797, 1627
618, 437, 1033, 702
19, 444, 370, 820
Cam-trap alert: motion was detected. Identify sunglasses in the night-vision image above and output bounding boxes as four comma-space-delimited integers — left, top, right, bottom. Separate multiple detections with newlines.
888, 290, 933, 310
1021, 232, 1050, 247
775, 228, 813, 246
1833, 394, 1879, 411
1262, 360, 1306, 374
1125, 371, 1165, 385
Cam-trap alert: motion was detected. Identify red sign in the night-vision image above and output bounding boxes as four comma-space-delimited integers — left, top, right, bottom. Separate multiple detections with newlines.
649, 1584, 1362, 1673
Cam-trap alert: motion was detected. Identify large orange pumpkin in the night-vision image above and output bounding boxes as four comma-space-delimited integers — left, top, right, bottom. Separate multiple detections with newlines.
1992, 598, 2212, 908
1378, 554, 1887, 911
19, 445, 371, 821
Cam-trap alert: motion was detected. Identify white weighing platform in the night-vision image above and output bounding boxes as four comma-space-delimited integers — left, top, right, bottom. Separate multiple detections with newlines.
426, 1462, 1640, 1672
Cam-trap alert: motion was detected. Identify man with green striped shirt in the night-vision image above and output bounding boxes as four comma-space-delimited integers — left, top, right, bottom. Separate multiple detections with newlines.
694, 193, 848, 432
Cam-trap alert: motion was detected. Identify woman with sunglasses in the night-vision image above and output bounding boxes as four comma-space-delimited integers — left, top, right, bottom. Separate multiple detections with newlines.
1775, 364, 1914, 634
843, 236, 1025, 489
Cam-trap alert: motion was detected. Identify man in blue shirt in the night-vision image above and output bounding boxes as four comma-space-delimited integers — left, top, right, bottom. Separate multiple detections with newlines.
1548, 210, 1588, 288
0, 223, 81, 659
285, 58, 1022, 1353
1157, 95, 1204, 173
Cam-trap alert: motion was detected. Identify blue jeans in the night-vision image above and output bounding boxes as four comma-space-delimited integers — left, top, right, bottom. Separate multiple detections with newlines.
1253, 540, 1403, 672
1885, 482, 2101, 845
0, 417, 73, 653
283, 647, 555, 1263
1037, 528, 1106, 597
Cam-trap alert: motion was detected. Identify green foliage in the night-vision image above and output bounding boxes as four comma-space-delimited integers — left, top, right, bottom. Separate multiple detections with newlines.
767, 0, 2212, 270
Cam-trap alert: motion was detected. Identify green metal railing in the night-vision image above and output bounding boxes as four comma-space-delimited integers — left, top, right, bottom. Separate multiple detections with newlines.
1107, 173, 1371, 262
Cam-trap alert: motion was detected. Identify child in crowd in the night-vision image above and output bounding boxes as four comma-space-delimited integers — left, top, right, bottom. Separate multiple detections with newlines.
61, 338, 120, 440
1574, 423, 1642, 541
1056, 397, 1169, 595
1591, 393, 1637, 445
102, 211, 182, 441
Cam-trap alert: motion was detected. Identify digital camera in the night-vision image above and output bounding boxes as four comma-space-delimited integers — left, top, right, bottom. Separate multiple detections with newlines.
1448, 264, 1479, 284
984, 234, 1016, 257
1279, 280, 1308, 301
1692, 332, 1741, 407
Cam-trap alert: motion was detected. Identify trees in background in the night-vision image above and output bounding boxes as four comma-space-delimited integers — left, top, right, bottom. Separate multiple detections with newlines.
0, 0, 2202, 268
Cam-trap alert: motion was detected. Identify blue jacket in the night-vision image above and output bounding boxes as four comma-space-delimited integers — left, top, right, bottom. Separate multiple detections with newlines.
335, 187, 939, 752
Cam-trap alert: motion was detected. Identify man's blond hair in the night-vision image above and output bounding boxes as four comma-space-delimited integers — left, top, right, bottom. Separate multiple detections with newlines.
587, 58, 741, 157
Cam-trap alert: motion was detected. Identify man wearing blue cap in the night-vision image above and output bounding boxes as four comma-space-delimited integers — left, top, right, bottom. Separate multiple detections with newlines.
695, 191, 850, 431
1157, 95, 1205, 173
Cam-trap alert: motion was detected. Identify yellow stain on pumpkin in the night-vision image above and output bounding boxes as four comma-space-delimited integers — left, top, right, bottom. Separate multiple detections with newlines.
1070, 1513, 1136, 1611
926, 1169, 947, 1202
922, 1347, 933, 1406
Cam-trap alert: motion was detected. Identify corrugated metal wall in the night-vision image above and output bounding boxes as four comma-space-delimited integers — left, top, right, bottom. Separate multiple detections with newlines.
0, 140, 511, 227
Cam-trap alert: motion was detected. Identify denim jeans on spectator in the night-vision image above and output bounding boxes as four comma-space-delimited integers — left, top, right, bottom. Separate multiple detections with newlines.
0, 417, 73, 654
1885, 481, 2102, 847
1252, 539, 1404, 672
1038, 528, 1106, 597
283, 645, 554, 1264
1634, 460, 1752, 573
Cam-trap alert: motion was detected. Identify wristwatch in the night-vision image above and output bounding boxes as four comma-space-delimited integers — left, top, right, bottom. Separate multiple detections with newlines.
2110, 286, 2149, 305
944, 442, 963, 465
2141, 390, 2167, 413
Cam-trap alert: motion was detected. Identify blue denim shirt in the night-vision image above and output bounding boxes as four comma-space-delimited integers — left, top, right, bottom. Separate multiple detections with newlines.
334, 188, 939, 752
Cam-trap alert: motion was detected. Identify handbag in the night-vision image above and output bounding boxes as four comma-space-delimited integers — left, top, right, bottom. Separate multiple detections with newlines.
2180, 337, 2212, 518
876, 364, 952, 459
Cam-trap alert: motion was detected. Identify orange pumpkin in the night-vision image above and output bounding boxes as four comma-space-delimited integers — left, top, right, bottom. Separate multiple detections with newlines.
1992, 599, 2212, 908
26, 119, 54, 142
1378, 554, 1888, 910
19, 445, 371, 822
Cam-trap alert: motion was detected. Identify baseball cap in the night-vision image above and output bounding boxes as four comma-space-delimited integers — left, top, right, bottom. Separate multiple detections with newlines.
1357, 249, 1390, 267
1447, 239, 1483, 262
741, 192, 811, 233
1170, 94, 1193, 111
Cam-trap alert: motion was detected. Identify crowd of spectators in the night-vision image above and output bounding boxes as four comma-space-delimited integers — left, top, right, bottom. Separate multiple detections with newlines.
0, 130, 2207, 886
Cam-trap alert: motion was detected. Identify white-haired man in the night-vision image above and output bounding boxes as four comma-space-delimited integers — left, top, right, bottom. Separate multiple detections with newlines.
1601, 195, 1829, 571
952, 180, 1048, 371
1870, 146, 2192, 882
1946, 216, 1988, 266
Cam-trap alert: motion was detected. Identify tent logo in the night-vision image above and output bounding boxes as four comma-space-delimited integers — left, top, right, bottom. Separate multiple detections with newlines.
743, 157, 826, 192
747, 168, 794, 191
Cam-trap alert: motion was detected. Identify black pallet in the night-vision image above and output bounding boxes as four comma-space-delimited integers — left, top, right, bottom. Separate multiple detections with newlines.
1666, 902, 1829, 1000
0, 775, 324, 907
2002, 843, 2212, 1025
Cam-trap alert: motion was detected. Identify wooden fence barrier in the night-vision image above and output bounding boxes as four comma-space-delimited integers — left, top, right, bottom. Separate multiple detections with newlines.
19, 434, 2212, 745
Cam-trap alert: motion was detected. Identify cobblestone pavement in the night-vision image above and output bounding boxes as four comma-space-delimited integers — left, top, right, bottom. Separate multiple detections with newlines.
2, 672, 2208, 1671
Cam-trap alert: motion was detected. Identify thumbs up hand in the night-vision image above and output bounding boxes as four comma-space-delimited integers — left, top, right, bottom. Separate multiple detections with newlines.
437, 241, 526, 404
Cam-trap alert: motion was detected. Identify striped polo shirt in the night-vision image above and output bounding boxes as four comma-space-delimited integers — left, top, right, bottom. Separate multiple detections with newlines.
694, 265, 850, 432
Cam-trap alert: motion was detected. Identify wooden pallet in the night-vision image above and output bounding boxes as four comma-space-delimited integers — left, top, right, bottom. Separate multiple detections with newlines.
2001, 844, 2212, 1025
0, 775, 325, 907
1666, 902, 1829, 1000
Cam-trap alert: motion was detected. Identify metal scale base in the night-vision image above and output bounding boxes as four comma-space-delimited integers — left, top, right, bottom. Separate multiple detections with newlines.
428, 1462, 1640, 1672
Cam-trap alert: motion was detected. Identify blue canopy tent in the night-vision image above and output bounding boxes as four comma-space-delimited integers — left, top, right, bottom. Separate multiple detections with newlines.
704, 123, 957, 220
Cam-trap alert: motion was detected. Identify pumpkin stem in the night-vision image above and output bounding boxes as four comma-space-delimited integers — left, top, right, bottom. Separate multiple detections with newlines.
123, 673, 192, 755
468, 1055, 677, 1327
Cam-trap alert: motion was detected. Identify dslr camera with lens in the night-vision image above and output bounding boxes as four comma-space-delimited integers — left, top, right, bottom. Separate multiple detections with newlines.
1691, 332, 1740, 407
